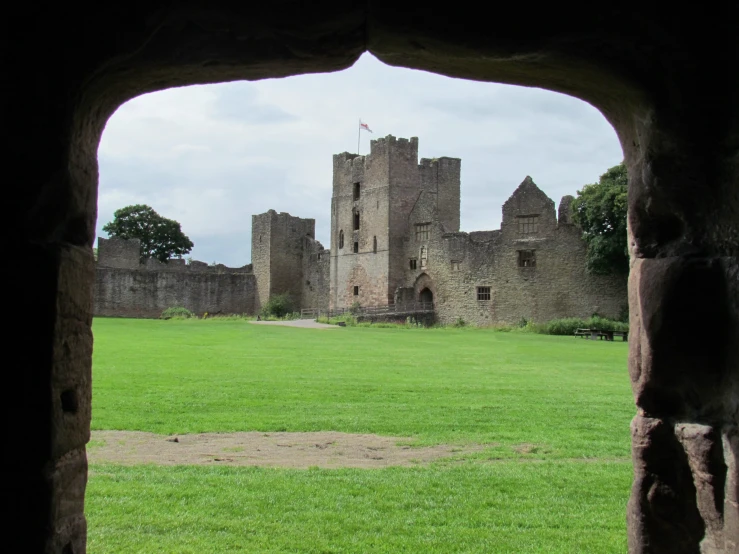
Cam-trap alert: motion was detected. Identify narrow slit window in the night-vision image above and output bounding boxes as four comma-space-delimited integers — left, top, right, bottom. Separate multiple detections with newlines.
353, 182, 360, 201
339, 230, 344, 249
353, 286, 359, 296
353, 241, 359, 253
477, 286, 491, 301
353, 211, 360, 230
373, 236, 377, 253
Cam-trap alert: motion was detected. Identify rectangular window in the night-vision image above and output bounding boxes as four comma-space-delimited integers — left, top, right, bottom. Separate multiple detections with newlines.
353, 182, 360, 201
409, 259, 417, 270
415, 223, 431, 241
477, 286, 491, 301
353, 211, 360, 230
518, 250, 536, 267
517, 215, 539, 234
451, 261, 460, 271
353, 286, 359, 296
353, 241, 359, 253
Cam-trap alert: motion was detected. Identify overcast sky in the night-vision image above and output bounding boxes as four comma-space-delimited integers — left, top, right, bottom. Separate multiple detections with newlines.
97, 53, 623, 267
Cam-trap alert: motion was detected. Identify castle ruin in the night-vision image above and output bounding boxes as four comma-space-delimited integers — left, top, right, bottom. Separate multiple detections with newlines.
95, 135, 627, 324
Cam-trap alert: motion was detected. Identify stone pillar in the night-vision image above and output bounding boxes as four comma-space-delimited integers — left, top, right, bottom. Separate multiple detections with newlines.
624, 110, 739, 553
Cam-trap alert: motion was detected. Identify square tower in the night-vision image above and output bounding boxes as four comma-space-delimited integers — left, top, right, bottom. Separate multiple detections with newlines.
329, 135, 460, 309
251, 210, 315, 310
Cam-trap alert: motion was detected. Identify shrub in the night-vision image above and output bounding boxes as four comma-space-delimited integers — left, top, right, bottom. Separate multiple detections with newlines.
260, 294, 294, 319
545, 318, 588, 336
160, 306, 195, 319
349, 301, 362, 315
453, 317, 467, 328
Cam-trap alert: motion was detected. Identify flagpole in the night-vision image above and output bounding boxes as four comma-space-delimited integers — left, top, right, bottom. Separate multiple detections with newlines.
357, 118, 361, 155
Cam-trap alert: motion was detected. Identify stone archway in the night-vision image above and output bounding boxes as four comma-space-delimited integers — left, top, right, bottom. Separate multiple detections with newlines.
7, 4, 737, 553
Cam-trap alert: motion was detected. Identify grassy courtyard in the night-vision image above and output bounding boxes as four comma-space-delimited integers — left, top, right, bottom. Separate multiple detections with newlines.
87, 318, 634, 553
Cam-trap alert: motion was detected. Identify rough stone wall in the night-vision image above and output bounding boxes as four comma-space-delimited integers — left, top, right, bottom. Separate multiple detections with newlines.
301, 237, 330, 311
94, 268, 256, 317
95, 237, 256, 317
401, 176, 627, 325
329, 136, 460, 310
97, 237, 140, 269
10, 5, 737, 553
330, 147, 391, 308
252, 210, 316, 310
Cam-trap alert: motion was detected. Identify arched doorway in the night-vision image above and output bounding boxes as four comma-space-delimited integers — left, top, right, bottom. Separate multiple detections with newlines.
12, 5, 737, 552
418, 287, 433, 304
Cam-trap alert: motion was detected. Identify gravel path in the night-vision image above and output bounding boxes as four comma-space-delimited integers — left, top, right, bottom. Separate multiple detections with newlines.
249, 319, 337, 329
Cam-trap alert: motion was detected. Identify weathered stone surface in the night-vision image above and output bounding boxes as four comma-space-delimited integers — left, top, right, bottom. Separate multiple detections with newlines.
6, 1, 738, 552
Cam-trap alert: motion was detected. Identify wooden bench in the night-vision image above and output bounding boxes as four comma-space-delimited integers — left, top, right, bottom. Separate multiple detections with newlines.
574, 328, 628, 341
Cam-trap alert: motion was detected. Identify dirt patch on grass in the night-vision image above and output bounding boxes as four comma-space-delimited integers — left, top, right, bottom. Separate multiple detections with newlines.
88, 430, 487, 468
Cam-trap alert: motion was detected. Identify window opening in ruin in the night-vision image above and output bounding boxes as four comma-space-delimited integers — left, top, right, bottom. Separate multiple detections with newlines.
420, 246, 428, 269
317, 252, 322, 260
517, 215, 539, 234
339, 230, 344, 249
353, 182, 360, 200
518, 250, 536, 267
353, 285, 359, 296
354, 211, 360, 230
373, 236, 377, 253
477, 286, 491, 301
415, 223, 430, 241
451, 261, 460, 271
409, 259, 417, 270
353, 241, 359, 253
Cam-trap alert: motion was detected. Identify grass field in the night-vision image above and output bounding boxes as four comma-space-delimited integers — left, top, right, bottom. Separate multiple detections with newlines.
88, 318, 634, 553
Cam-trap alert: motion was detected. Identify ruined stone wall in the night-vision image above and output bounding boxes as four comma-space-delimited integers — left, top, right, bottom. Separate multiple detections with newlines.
252, 210, 315, 309
419, 156, 461, 233
94, 237, 256, 317
301, 237, 330, 310
401, 177, 627, 325
97, 236, 140, 269
94, 268, 256, 317
251, 212, 272, 310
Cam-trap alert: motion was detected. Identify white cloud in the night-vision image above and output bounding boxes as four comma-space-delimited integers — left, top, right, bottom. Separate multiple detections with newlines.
97, 53, 623, 266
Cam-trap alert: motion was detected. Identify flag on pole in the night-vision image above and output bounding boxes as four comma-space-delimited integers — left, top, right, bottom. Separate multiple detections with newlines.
359, 121, 373, 133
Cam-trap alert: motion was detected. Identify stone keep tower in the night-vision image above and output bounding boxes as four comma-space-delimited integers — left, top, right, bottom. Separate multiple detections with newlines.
251, 210, 316, 310
330, 135, 460, 309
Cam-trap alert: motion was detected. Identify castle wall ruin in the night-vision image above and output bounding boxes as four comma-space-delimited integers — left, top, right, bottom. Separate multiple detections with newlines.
94, 237, 255, 317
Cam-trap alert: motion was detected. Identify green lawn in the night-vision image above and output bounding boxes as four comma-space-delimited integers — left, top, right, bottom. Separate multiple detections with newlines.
88, 318, 634, 553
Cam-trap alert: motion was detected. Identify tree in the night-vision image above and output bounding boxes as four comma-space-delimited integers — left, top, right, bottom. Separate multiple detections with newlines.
571, 162, 628, 275
102, 204, 194, 263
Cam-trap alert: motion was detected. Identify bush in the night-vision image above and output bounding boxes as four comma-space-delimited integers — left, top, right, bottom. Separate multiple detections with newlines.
545, 318, 588, 336
453, 317, 467, 328
260, 294, 294, 319
160, 306, 195, 319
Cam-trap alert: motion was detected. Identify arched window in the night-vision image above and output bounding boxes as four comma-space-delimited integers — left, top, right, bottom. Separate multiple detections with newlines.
373, 236, 377, 253
339, 230, 344, 249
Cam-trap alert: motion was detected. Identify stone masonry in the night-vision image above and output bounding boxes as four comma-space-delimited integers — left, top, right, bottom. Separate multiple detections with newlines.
330, 135, 627, 325
95, 135, 626, 325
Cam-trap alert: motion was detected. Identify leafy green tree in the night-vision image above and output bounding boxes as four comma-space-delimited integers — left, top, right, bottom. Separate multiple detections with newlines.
571, 162, 628, 275
102, 204, 194, 263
